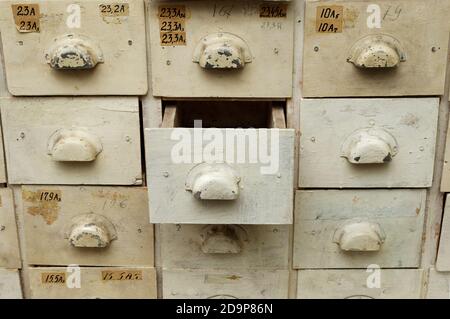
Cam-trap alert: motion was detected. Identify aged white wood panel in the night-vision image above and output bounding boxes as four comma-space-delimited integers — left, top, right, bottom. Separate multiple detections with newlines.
149, 0, 293, 98
0, 0, 147, 96
426, 269, 450, 299
435, 195, 450, 271
22, 186, 154, 267
163, 269, 289, 299
302, 0, 450, 97
293, 190, 426, 269
1, 97, 142, 185
0, 269, 22, 299
145, 128, 294, 224
0, 188, 21, 269
297, 269, 424, 299
29, 267, 156, 299
160, 224, 289, 269
299, 98, 439, 188
0, 129, 7, 184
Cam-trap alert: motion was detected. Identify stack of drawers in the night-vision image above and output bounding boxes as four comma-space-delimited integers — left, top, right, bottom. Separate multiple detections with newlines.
145, 0, 295, 298
0, 0, 156, 298
296, 0, 447, 298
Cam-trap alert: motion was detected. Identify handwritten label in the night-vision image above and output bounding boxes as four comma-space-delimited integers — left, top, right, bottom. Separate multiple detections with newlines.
260, 3, 287, 18
41, 272, 66, 284
38, 190, 61, 202
11, 4, 40, 33
99, 3, 129, 17
101, 270, 143, 281
316, 5, 343, 33
159, 5, 186, 46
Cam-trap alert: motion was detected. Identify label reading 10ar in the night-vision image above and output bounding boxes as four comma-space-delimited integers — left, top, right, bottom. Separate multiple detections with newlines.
159, 5, 186, 46
11, 3, 40, 33
316, 5, 343, 33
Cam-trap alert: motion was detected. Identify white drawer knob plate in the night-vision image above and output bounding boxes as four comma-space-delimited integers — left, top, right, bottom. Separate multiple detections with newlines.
47, 128, 103, 162
341, 128, 398, 164
193, 32, 252, 69
185, 163, 241, 200
333, 221, 386, 252
347, 34, 406, 68
65, 213, 117, 248
45, 34, 104, 70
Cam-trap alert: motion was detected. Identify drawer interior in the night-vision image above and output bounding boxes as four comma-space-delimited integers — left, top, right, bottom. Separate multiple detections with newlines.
161, 100, 286, 129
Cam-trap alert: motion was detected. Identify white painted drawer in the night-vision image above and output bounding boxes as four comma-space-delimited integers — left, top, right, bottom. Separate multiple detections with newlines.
302, 0, 449, 97
0, 0, 147, 95
1, 97, 142, 185
293, 190, 425, 269
149, 1, 293, 98
28, 266, 156, 299
426, 269, 450, 299
22, 186, 154, 267
146, 105, 294, 224
0, 188, 21, 269
0, 269, 22, 299
297, 269, 424, 299
163, 269, 289, 299
160, 224, 289, 269
299, 98, 439, 188
436, 195, 450, 271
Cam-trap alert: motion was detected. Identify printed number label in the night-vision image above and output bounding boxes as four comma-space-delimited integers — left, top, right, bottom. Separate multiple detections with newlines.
260, 4, 287, 18
316, 6, 343, 33
99, 3, 129, 16
102, 270, 143, 281
159, 5, 186, 46
41, 272, 66, 284
12, 4, 40, 33
38, 190, 61, 202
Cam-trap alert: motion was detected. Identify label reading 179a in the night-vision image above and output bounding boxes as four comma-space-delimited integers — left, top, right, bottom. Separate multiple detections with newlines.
11, 4, 40, 33
159, 5, 186, 46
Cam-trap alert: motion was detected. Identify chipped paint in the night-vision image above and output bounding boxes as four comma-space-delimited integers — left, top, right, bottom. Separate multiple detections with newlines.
23, 189, 60, 225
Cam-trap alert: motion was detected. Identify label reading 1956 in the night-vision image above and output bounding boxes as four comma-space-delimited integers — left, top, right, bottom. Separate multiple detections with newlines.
11, 4, 40, 33
260, 3, 287, 18
102, 270, 143, 281
316, 5, 343, 33
99, 3, 129, 17
41, 272, 66, 284
159, 5, 186, 46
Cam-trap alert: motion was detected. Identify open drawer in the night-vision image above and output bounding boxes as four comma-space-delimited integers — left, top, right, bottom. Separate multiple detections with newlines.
145, 101, 295, 224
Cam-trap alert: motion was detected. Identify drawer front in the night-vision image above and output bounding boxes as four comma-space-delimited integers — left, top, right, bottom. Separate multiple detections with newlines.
146, 128, 294, 224
0, 188, 21, 268
426, 269, 450, 299
22, 186, 154, 266
436, 195, 450, 271
299, 98, 439, 188
0, 0, 147, 96
163, 269, 289, 299
149, 1, 293, 98
440, 123, 450, 192
160, 224, 289, 269
302, 0, 449, 97
29, 267, 156, 299
0, 269, 23, 299
1, 97, 142, 185
297, 269, 424, 299
293, 190, 426, 269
